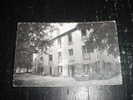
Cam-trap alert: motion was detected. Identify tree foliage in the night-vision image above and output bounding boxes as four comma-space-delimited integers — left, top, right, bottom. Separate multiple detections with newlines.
15, 23, 56, 71
77, 22, 120, 58
16, 23, 55, 53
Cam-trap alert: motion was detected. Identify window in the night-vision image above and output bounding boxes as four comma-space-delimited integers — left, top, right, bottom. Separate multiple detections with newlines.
81, 29, 87, 37
68, 33, 72, 44
68, 49, 73, 56
58, 52, 62, 63
82, 45, 88, 53
83, 64, 89, 73
82, 45, 90, 59
40, 56, 43, 61
49, 55, 53, 61
58, 38, 61, 48
58, 66, 62, 73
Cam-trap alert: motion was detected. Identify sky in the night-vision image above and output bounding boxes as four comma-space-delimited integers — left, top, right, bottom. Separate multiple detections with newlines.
50, 23, 78, 38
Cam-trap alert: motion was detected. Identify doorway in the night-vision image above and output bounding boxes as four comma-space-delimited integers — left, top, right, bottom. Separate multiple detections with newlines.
68, 65, 75, 77
58, 66, 63, 76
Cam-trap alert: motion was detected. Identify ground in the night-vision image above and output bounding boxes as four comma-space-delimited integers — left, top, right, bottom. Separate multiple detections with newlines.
13, 73, 122, 87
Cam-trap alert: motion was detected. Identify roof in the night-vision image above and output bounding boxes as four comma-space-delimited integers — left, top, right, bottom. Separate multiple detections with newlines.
50, 27, 78, 41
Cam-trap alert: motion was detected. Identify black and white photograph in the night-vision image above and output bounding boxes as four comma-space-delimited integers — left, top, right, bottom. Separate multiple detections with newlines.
13, 21, 122, 87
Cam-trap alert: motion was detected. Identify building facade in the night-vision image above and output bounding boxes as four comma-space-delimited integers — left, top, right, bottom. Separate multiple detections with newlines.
33, 23, 121, 78
49, 26, 120, 77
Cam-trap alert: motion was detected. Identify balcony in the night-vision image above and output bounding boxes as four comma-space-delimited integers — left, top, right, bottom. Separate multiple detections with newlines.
68, 56, 75, 64
68, 41, 73, 45
82, 54, 91, 60
81, 36, 88, 42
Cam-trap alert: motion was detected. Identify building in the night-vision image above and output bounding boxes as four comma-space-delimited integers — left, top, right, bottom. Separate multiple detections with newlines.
33, 22, 121, 78
32, 52, 51, 75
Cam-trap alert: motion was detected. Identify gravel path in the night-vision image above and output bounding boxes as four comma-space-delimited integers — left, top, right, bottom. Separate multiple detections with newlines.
13, 73, 122, 87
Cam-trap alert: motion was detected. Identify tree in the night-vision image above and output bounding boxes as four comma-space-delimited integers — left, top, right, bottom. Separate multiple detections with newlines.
77, 21, 119, 58
77, 22, 121, 79
14, 23, 56, 73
